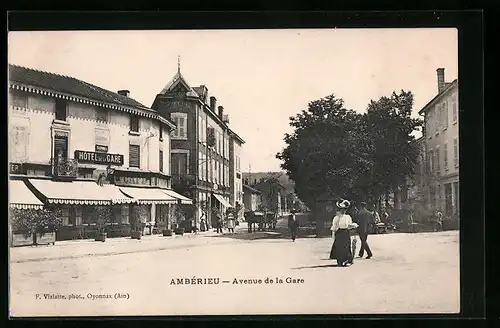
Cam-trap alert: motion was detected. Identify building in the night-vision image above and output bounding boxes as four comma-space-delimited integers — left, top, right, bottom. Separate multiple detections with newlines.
417, 68, 459, 217
150, 65, 245, 228
8, 64, 192, 240
251, 179, 288, 216
242, 184, 262, 212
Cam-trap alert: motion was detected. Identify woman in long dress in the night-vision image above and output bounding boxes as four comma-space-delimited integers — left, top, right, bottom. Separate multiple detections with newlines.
329, 199, 355, 267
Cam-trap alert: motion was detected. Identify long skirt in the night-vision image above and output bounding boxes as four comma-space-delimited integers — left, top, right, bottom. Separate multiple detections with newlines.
329, 229, 353, 264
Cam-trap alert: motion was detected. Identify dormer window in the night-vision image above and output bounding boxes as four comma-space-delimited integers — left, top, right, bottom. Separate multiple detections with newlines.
130, 115, 139, 133
55, 98, 67, 121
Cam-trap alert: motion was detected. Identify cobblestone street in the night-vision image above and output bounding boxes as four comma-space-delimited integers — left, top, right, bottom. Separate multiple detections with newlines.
9, 222, 460, 316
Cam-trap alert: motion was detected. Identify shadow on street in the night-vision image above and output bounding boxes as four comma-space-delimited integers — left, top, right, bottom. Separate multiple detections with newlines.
206, 226, 318, 241
291, 263, 342, 270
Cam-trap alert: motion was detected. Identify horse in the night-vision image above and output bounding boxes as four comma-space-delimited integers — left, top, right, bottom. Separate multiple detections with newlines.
244, 211, 266, 233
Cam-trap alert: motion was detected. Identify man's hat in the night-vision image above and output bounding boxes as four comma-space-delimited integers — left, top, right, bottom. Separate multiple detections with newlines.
336, 199, 351, 209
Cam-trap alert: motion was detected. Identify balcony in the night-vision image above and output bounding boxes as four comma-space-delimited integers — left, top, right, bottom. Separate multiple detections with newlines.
52, 157, 78, 179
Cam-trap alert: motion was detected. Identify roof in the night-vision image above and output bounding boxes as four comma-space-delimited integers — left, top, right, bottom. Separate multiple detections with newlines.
418, 79, 458, 115
243, 184, 261, 194
252, 180, 287, 192
9, 64, 150, 110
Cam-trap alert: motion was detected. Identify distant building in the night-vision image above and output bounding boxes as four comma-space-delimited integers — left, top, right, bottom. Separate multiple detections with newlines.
150, 65, 245, 227
417, 68, 459, 217
242, 184, 262, 212
251, 179, 288, 216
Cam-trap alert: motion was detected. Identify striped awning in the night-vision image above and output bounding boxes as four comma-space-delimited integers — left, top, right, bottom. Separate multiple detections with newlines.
213, 194, 232, 208
27, 179, 133, 205
161, 189, 193, 205
9, 180, 44, 210
118, 186, 177, 205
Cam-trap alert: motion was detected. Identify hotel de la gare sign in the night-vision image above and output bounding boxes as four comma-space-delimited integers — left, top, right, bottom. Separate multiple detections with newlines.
74, 150, 124, 166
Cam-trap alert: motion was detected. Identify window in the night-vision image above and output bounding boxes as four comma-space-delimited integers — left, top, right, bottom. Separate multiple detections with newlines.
54, 135, 68, 161
435, 147, 440, 175
453, 182, 459, 214
129, 144, 140, 168
454, 138, 459, 167
429, 150, 434, 173
426, 116, 432, 139
75, 206, 82, 226
61, 206, 70, 226
202, 118, 206, 143
444, 142, 449, 170
443, 102, 449, 129
121, 205, 129, 224
55, 98, 67, 121
96, 107, 108, 123
452, 98, 458, 123
11, 93, 27, 108
130, 115, 139, 132
159, 124, 163, 140
171, 113, 187, 139
171, 153, 188, 176
436, 106, 442, 134
159, 150, 164, 172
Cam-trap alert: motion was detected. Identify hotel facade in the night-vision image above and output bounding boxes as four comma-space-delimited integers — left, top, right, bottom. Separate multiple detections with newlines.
8, 64, 192, 241
417, 68, 459, 217
151, 67, 245, 228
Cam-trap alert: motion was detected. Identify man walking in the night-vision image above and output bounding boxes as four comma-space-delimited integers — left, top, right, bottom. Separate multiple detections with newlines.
288, 213, 299, 242
355, 202, 373, 259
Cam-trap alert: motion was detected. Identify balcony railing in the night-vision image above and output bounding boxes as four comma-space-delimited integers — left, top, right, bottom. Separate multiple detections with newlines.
52, 157, 78, 178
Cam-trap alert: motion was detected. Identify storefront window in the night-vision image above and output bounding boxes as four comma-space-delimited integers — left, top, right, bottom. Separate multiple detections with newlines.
121, 205, 130, 224
61, 206, 70, 226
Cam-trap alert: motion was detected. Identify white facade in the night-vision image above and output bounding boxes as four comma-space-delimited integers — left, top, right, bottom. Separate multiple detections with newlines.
9, 92, 171, 176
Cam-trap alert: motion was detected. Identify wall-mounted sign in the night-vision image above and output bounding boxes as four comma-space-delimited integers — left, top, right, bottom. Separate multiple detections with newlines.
10, 163, 22, 174
75, 150, 124, 166
95, 145, 108, 153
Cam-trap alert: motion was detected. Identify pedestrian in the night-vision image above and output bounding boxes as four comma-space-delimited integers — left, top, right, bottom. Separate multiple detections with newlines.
288, 213, 299, 242
355, 202, 373, 259
329, 199, 357, 267
200, 218, 207, 232
435, 210, 443, 231
227, 211, 235, 234
214, 209, 223, 233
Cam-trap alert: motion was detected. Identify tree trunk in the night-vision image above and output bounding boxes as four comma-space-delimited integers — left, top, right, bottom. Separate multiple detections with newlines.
385, 192, 390, 208
394, 190, 401, 210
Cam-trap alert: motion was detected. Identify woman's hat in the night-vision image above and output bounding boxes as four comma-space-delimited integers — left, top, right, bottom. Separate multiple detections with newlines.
336, 199, 351, 209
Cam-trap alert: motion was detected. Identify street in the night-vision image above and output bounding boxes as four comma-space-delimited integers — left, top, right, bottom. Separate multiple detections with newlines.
9, 219, 460, 316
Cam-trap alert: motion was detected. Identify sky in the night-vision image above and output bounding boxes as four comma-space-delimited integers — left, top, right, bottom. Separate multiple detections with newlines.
8, 29, 457, 172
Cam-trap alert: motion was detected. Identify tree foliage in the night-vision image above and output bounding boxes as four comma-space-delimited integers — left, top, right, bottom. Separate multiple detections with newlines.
10, 208, 62, 237
276, 91, 422, 210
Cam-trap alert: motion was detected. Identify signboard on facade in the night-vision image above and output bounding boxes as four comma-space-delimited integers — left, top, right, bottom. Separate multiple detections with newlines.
74, 150, 123, 166
95, 145, 108, 152
10, 163, 22, 174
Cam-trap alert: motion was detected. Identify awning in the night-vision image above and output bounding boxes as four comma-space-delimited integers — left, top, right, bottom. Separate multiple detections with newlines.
119, 186, 177, 205
100, 185, 135, 204
161, 189, 193, 205
27, 179, 130, 206
9, 180, 44, 210
213, 194, 232, 208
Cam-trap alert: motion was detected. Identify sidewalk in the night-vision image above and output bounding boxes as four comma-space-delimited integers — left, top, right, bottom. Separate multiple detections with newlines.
9, 227, 243, 264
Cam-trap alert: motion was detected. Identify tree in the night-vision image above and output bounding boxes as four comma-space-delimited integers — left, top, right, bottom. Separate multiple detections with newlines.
95, 205, 112, 235
276, 94, 369, 210
366, 90, 423, 208
10, 208, 62, 239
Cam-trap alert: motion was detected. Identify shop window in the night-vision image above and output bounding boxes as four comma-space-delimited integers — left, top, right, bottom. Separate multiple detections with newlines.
61, 207, 70, 226
55, 98, 67, 121
11, 93, 28, 108
75, 206, 82, 226
121, 205, 129, 224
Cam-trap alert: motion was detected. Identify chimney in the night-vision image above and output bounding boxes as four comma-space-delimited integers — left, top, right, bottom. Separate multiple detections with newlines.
437, 68, 445, 93
218, 106, 224, 120
118, 90, 130, 97
210, 96, 217, 113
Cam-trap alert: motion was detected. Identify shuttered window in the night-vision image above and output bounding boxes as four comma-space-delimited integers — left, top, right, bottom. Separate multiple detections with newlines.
159, 150, 164, 172
129, 144, 140, 168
